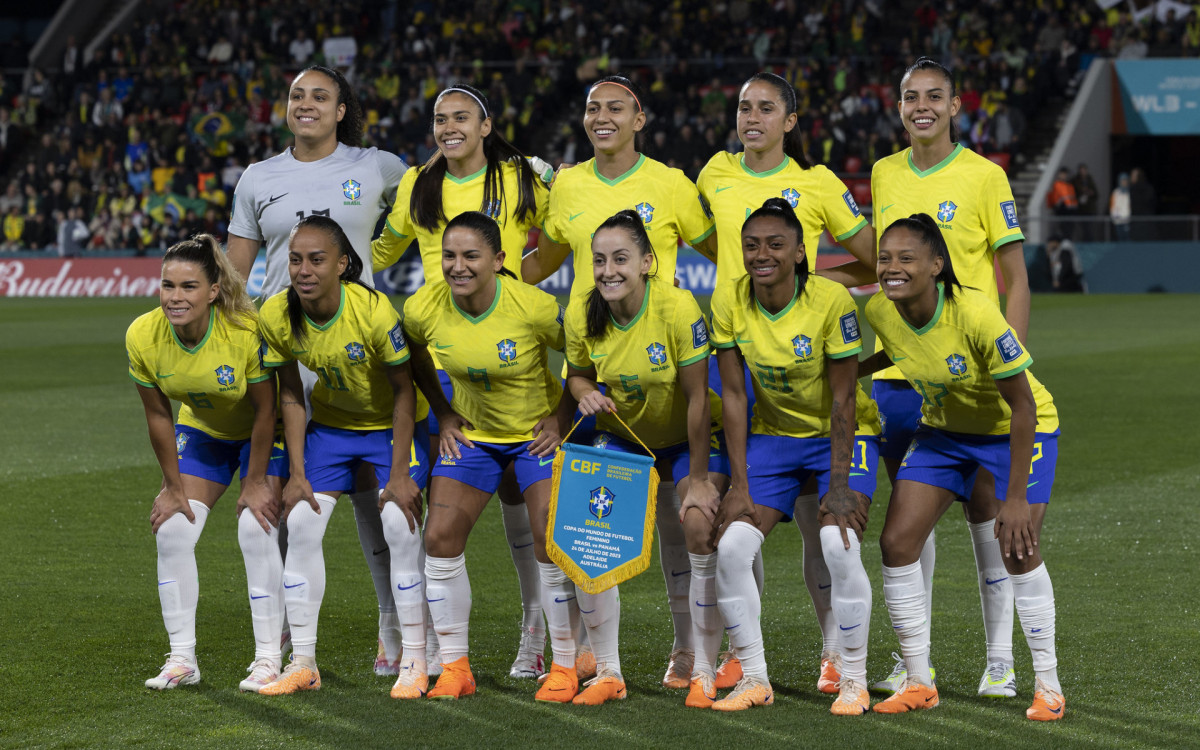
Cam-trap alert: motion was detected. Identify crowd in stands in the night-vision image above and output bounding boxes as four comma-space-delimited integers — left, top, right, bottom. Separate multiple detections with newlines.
0, 0, 1195, 253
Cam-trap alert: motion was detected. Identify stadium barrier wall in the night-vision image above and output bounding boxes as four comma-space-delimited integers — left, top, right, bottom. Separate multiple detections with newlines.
1025, 241, 1200, 293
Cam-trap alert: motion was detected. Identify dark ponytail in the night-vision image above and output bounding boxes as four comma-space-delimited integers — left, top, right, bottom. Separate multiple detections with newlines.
411, 84, 544, 233
443, 210, 517, 280
901, 57, 959, 144
588, 75, 647, 152
741, 72, 813, 169
880, 213, 963, 301
585, 209, 656, 339
296, 65, 364, 147
285, 214, 376, 341
742, 197, 810, 304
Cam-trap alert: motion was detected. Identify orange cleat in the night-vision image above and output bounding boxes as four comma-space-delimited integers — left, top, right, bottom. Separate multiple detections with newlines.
389, 659, 428, 699
258, 658, 321, 695
684, 675, 716, 709
534, 662, 579, 703
426, 656, 476, 700
872, 679, 938, 714
571, 670, 626, 705
662, 649, 694, 689
830, 679, 870, 716
818, 653, 842, 694
713, 651, 743, 689
574, 646, 597, 681
1026, 681, 1065, 721
712, 675, 774, 711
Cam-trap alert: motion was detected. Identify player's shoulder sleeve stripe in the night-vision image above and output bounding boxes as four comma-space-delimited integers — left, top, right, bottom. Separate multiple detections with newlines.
990, 232, 1025, 251
128, 372, 155, 387
834, 217, 869, 241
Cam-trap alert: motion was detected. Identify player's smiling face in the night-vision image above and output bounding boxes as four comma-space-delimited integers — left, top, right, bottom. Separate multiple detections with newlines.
584, 83, 645, 156
741, 215, 804, 288
737, 81, 797, 156
592, 227, 652, 304
898, 69, 960, 144
160, 261, 218, 329
288, 70, 346, 143
288, 227, 348, 303
433, 92, 491, 162
441, 226, 503, 295
877, 226, 942, 302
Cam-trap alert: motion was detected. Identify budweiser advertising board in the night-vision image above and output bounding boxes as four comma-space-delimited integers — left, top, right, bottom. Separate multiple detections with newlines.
0, 258, 163, 297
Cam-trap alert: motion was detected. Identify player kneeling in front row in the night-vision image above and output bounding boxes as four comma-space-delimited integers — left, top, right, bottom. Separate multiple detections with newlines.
864, 214, 1064, 720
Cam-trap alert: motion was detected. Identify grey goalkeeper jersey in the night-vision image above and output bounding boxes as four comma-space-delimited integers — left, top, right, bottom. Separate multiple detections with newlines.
228, 143, 407, 297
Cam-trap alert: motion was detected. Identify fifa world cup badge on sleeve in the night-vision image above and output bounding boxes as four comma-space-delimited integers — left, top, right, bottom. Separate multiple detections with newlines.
546, 417, 660, 594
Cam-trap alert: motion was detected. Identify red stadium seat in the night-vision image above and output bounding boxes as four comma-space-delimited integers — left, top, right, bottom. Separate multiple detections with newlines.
985, 152, 1011, 173
844, 156, 864, 174
848, 179, 872, 208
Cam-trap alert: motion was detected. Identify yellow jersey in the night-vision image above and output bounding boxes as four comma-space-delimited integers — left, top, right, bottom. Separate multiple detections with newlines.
710, 275, 880, 438
696, 152, 868, 289
404, 277, 563, 443
864, 285, 1058, 436
127, 307, 271, 441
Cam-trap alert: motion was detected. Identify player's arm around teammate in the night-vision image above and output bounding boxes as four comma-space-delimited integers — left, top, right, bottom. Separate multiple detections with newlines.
128, 235, 287, 692
255, 215, 428, 698
706, 199, 879, 715
396, 211, 572, 701
866, 214, 1063, 721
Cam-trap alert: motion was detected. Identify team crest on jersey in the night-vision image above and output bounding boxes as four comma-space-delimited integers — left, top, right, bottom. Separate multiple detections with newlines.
341, 179, 362, 204
497, 338, 518, 363
937, 200, 958, 224
215, 364, 235, 386
589, 486, 615, 520
635, 202, 654, 223
345, 341, 366, 362
781, 187, 800, 208
793, 334, 812, 358
483, 199, 501, 219
646, 342, 667, 366
176, 431, 189, 457
946, 353, 967, 376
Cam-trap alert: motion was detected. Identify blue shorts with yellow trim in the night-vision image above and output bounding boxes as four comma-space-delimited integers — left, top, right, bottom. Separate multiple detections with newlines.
304, 419, 431, 493
746, 433, 880, 520
426, 369, 455, 439
592, 431, 731, 484
174, 424, 289, 485
872, 379, 924, 460
896, 427, 1058, 504
433, 440, 553, 494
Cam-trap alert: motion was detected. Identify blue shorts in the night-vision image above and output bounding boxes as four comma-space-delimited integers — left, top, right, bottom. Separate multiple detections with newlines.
592, 431, 731, 484
746, 433, 880, 520
425, 370, 455, 439
175, 425, 289, 485
567, 382, 607, 447
303, 420, 431, 493
708, 355, 756, 421
897, 427, 1059, 504
872, 380, 924, 460
433, 440, 554, 494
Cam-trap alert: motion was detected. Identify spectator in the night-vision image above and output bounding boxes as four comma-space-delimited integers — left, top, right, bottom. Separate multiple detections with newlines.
1046, 236, 1086, 292
1073, 162, 1099, 239
1046, 166, 1079, 239
1129, 167, 1157, 240
22, 211, 52, 250
3, 204, 24, 249
1109, 172, 1131, 241
289, 28, 315, 65
56, 206, 89, 257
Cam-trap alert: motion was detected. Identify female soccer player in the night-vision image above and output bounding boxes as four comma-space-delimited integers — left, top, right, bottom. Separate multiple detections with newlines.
868, 58, 1030, 698
255, 216, 429, 697
696, 70, 877, 695
706, 199, 879, 715
523, 76, 719, 688
557, 210, 728, 706
398, 210, 572, 700
128, 235, 286, 691
864, 214, 1063, 721
226, 64, 417, 676
372, 84, 552, 677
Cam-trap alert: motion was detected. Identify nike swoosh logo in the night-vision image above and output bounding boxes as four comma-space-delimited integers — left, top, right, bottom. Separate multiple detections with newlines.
158, 580, 176, 586
267, 193, 289, 205
1049, 706, 1062, 714
724, 624, 740, 631
925, 695, 935, 703
839, 623, 861, 631
1031, 628, 1043, 633
892, 355, 907, 361
554, 596, 576, 604
513, 542, 534, 549
250, 594, 270, 600
818, 583, 831, 590
284, 581, 303, 589
427, 597, 445, 603
434, 343, 454, 350
849, 472, 867, 477
397, 582, 421, 591
714, 186, 732, 193
578, 607, 595, 614
589, 353, 607, 359
880, 203, 895, 214
695, 601, 717, 607
671, 570, 690, 578
1027, 481, 1039, 488
373, 547, 388, 556
538, 458, 554, 467
985, 577, 1009, 586
569, 212, 585, 221
155, 373, 174, 379
291, 349, 308, 355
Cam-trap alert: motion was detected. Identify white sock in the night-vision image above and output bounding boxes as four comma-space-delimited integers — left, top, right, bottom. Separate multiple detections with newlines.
717, 521, 767, 679
752, 547, 765, 597
794, 494, 836, 654
1012, 562, 1060, 693
882, 561, 931, 685
919, 529, 936, 630
425, 554, 471, 663
820, 526, 871, 683
689, 552, 720, 680
538, 562, 578, 668
282, 493, 336, 659
500, 500, 544, 635
577, 585, 621, 676
348, 489, 395, 617
276, 517, 290, 636
156, 501, 209, 661
969, 519, 1015, 665
656, 483, 692, 652
237, 508, 283, 664
381, 502, 427, 661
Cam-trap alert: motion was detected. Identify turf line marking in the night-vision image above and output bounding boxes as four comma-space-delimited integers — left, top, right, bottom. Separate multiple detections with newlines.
489, 691, 654, 747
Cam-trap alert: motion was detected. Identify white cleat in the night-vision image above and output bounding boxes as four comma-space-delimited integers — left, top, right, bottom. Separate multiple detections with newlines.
239, 658, 281, 693
978, 661, 1018, 697
145, 654, 200, 690
510, 627, 547, 679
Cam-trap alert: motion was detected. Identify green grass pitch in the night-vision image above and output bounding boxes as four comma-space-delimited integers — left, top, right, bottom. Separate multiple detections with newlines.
1, 293, 1197, 749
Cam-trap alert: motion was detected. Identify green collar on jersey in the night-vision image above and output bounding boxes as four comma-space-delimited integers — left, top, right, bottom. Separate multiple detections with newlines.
610, 279, 650, 332
592, 153, 646, 187
754, 277, 800, 322
304, 285, 346, 331
907, 143, 963, 179
739, 154, 791, 178
452, 275, 502, 324
904, 281, 946, 335
170, 306, 215, 354
445, 164, 487, 184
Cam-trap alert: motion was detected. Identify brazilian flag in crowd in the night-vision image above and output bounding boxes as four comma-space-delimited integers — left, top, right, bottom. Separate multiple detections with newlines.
189, 111, 247, 155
